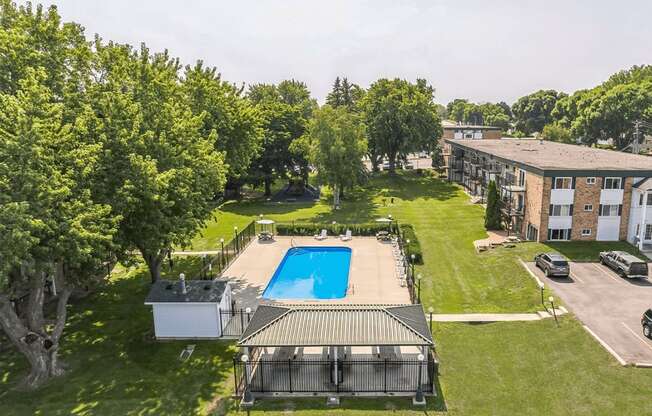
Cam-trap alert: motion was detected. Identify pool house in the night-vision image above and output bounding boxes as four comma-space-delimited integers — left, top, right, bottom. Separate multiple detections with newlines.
233, 303, 437, 401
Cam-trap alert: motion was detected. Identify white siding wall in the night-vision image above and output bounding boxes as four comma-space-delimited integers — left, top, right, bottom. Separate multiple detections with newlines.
548, 216, 573, 230
152, 303, 220, 339
600, 189, 624, 205
596, 217, 620, 241
628, 189, 652, 245
550, 189, 574, 205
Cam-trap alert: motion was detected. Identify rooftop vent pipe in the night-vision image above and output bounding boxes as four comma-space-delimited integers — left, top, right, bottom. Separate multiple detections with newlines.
179, 273, 187, 294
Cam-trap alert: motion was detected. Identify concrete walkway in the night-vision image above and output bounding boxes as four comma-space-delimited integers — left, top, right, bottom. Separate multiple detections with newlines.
430, 309, 566, 322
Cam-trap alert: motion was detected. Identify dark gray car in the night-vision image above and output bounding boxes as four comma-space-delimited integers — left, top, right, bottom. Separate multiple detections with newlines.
599, 251, 649, 279
534, 252, 570, 277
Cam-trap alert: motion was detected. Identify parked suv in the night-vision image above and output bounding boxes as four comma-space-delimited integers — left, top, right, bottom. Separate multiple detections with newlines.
642, 309, 652, 339
534, 252, 570, 277
599, 251, 649, 279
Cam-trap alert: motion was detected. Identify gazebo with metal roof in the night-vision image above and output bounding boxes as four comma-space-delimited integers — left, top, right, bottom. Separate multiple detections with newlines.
234, 303, 436, 401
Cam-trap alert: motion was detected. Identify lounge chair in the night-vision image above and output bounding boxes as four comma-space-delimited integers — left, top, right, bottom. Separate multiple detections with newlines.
314, 229, 327, 240
339, 229, 352, 241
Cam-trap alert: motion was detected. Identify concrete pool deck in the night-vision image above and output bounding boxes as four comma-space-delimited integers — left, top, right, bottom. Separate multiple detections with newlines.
221, 236, 411, 308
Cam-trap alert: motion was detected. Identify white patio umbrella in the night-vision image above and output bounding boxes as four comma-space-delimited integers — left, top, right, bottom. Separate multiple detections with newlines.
375, 217, 393, 232
256, 218, 275, 233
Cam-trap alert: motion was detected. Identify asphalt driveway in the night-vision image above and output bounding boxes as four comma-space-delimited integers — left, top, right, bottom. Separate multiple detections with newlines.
525, 261, 652, 365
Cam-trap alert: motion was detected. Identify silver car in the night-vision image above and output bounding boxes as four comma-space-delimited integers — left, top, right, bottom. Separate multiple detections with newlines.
534, 252, 570, 277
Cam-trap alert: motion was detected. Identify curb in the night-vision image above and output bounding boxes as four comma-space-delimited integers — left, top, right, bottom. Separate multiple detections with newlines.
519, 259, 544, 287
582, 325, 627, 366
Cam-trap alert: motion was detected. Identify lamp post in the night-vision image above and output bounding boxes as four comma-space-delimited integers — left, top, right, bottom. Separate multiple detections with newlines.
549, 296, 559, 326
234, 226, 239, 252
245, 307, 252, 325
539, 282, 548, 313
220, 238, 225, 268
208, 262, 212, 279
415, 353, 425, 405
428, 306, 434, 334
417, 273, 422, 304
410, 254, 416, 279
201, 254, 207, 279
241, 354, 254, 405
406, 239, 411, 259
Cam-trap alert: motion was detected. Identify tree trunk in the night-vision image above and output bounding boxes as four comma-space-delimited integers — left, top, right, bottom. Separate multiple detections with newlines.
339, 183, 345, 199
264, 176, 272, 197
0, 273, 72, 390
333, 184, 340, 208
142, 250, 165, 283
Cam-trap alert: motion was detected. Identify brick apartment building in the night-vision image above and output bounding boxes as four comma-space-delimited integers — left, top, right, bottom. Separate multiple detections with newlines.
446, 139, 652, 247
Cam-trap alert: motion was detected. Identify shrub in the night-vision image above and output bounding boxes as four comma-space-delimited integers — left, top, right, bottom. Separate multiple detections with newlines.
275, 222, 399, 237
399, 224, 423, 265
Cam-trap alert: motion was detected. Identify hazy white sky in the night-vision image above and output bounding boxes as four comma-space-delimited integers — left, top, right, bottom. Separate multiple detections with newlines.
37, 0, 652, 104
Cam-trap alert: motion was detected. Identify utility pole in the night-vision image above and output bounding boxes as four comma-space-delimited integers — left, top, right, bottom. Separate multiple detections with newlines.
633, 121, 641, 154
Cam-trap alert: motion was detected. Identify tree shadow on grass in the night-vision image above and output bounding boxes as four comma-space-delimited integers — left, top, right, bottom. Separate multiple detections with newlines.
0, 270, 237, 416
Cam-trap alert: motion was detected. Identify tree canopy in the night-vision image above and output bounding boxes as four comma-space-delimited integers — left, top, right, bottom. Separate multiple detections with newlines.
308, 106, 367, 207
511, 89, 566, 135
182, 62, 263, 190
362, 78, 442, 173
548, 66, 652, 149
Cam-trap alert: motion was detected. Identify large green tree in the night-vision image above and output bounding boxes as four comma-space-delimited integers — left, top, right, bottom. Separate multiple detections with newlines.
308, 106, 367, 207
183, 62, 263, 195
362, 78, 442, 173
0, 70, 118, 389
247, 81, 313, 195
512, 89, 566, 135
86, 42, 227, 282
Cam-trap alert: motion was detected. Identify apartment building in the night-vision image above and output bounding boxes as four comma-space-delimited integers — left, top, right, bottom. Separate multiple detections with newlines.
446, 139, 652, 245
440, 120, 502, 173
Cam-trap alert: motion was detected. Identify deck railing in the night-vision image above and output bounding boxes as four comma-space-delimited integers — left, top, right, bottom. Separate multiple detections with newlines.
233, 352, 437, 395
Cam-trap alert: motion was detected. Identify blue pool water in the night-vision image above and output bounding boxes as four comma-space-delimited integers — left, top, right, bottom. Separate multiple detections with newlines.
262, 246, 352, 300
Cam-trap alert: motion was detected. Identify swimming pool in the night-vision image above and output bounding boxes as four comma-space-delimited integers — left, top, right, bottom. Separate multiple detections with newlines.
262, 246, 352, 300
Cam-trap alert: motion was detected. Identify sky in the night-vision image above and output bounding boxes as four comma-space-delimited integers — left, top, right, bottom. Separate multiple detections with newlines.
36, 0, 652, 105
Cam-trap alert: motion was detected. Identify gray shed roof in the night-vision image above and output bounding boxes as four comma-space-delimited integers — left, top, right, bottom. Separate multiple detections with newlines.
145, 279, 228, 304
239, 304, 433, 347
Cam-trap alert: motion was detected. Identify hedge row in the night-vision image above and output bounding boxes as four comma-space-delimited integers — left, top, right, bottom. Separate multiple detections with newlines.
275, 222, 399, 237
399, 224, 423, 265
274, 221, 424, 265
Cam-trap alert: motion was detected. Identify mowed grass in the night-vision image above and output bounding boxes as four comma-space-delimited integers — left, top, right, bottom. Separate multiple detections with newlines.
0, 268, 237, 416
2, 171, 648, 415
190, 172, 641, 313
233, 317, 652, 416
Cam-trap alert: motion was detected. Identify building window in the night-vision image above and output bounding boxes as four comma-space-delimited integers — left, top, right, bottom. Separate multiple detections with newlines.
548, 228, 571, 241
586, 177, 596, 185
550, 204, 573, 216
648, 193, 652, 205
581, 228, 592, 236
646, 224, 652, 240
584, 204, 593, 212
603, 177, 622, 189
554, 177, 573, 189
599, 204, 621, 217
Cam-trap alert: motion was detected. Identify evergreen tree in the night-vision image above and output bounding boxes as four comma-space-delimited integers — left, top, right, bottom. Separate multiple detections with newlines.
325, 76, 342, 107
484, 181, 503, 230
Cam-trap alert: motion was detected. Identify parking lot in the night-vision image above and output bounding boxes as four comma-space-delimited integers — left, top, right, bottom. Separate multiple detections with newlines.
525, 261, 652, 365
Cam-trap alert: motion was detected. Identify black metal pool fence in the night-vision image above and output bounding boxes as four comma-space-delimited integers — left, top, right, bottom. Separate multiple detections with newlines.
233, 350, 437, 395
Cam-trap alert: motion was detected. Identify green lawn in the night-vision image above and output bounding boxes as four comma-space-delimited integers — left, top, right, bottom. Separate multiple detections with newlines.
2, 172, 648, 415
0, 268, 237, 416
189, 172, 641, 313
233, 318, 652, 416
